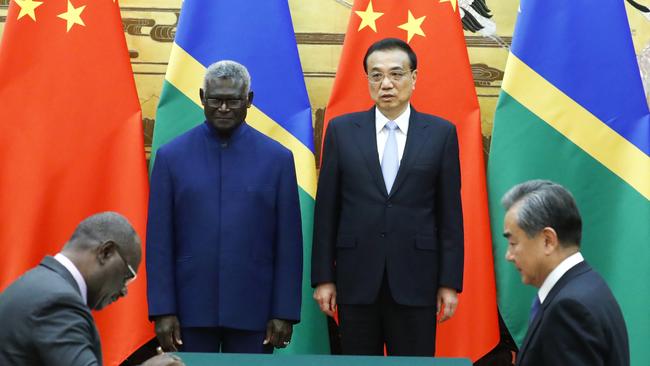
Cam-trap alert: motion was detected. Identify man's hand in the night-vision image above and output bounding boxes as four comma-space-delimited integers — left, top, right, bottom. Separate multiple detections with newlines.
154, 315, 183, 352
313, 282, 337, 317
436, 287, 459, 323
142, 354, 184, 366
263, 319, 293, 348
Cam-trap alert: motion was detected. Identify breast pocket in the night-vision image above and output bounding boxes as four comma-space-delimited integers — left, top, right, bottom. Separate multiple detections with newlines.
243, 185, 276, 211
410, 163, 435, 181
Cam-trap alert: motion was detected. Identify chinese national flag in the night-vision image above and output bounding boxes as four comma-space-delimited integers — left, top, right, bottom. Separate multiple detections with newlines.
0, 1, 152, 364
324, 0, 499, 360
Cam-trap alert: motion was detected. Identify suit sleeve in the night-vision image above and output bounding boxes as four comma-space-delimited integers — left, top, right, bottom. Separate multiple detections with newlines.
146, 150, 177, 317
31, 296, 100, 366
270, 151, 304, 322
540, 298, 607, 366
435, 124, 464, 292
311, 121, 341, 286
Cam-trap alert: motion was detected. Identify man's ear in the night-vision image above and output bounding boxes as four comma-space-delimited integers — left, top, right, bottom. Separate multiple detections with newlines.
541, 227, 559, 254
199, 88, 205, 105
97, 241, 116, 265
411, 69, 417, 90
247, 91, 254, 107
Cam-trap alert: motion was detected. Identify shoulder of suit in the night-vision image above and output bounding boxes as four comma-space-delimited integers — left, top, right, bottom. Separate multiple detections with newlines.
550, 266, 613, 307
4, 266, 90, 317
157, 122, 206, 155
328, 110, 371, 128
246, 126, 294, 158
413, 111, 456, 130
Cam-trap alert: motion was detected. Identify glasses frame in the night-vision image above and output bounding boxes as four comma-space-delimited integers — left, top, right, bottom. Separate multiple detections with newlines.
367, 69, 412, 84
114, 246, 137, 287
205, 98, 246, 109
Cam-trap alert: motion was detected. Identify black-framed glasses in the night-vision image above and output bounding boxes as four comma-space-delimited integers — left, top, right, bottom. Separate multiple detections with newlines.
115, 247, 137, 287
205, 98, 246, 109
367, 70, 411, 84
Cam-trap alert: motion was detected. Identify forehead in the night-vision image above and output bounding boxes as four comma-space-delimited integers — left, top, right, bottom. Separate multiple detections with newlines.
366, 49, 411, 71
204, 77, 246, 96
503, 206, 521, 233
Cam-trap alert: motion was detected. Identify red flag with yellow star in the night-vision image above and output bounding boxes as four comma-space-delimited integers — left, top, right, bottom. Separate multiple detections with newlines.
0, 0, 152, 364
323, 0, 499, 361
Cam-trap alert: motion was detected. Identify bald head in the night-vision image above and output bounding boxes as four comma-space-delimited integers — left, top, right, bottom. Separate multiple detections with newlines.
66, 212, 139, 254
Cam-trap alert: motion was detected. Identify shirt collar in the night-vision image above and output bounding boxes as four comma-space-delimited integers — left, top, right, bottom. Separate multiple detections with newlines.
375, 105, 410, 134
204, 120, 248, 142
538, 251, 584, 303
54, 253, 88, 305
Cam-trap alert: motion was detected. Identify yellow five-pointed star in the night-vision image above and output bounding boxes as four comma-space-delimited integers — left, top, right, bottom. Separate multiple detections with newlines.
440, 0, 458, 12
15, 0, 44, 21
355, 0, 384, 32
397, 10, 426, 43
57, 0, 86, 32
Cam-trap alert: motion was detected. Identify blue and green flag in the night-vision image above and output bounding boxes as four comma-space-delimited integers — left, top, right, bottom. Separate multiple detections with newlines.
488, 0, 650, 364
151, 0, 329, 354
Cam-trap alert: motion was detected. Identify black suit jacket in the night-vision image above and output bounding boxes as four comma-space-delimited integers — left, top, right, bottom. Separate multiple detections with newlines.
312, 107, 464, 306
0, 256, 102, 366
516, 261, 629, 366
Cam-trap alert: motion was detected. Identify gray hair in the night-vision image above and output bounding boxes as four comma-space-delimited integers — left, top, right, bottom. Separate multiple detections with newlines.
501, 180, 582, 247
203, 60, 251, 94
67, 212, 139, 251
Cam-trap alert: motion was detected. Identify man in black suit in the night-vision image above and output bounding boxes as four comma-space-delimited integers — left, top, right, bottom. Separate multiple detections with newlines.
0, 212, 183, 366
312, 38, 464, 356
501, 180, 629, 366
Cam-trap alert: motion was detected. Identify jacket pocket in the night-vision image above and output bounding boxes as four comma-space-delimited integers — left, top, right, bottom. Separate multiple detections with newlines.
415, 237, 437, 251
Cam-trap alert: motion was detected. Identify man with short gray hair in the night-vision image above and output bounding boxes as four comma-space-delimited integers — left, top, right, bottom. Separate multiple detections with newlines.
501, 180, 629, 366
0, 212, 183, 366
147, 60, 303, 353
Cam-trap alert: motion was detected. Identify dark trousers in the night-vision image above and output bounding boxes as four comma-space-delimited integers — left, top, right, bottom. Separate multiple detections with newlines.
181, 327, 273, 354
338, 277, 437, 356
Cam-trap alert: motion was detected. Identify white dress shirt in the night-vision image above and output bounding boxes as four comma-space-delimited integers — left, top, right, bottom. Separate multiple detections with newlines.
537, 251, 584, 304
54, 253, 88, 305
376, 105, 410, 164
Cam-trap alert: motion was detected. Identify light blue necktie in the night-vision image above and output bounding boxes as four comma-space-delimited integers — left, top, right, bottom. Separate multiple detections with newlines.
381, 121, 399, 193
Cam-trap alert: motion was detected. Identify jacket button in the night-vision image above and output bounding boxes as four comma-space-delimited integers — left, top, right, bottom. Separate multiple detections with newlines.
380, 232, 386, 238
386, 203, 393, 208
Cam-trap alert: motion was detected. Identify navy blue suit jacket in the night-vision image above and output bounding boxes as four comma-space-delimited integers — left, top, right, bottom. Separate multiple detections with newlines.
312, 107, 464, 306
147, 122, 303, 331
516, 261, 629, 366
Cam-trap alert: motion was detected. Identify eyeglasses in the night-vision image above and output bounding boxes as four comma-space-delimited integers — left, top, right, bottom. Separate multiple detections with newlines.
367, 70, 411, 84
205, 98, 246, 109
115, 247, 137, 287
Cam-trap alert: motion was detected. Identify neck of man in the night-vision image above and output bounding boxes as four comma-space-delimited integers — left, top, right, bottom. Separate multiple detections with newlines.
540, 244, 580, 285
378, 104, 408, 121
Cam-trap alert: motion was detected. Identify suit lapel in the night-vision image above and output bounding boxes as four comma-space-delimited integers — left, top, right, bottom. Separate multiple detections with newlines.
517, 305, 544, 363
353, 107, 388, 196
517, 261, 592, 364
389, 108, 429, 197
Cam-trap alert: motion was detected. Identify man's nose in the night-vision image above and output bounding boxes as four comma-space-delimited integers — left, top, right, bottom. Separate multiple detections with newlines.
217, 101, 229, 111
380, 76, 394, 88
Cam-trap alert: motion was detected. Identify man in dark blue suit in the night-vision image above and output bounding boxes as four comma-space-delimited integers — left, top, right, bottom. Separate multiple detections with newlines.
312, 38, 464, 356
147, 60, 303, 353
501, 180, 629, 366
